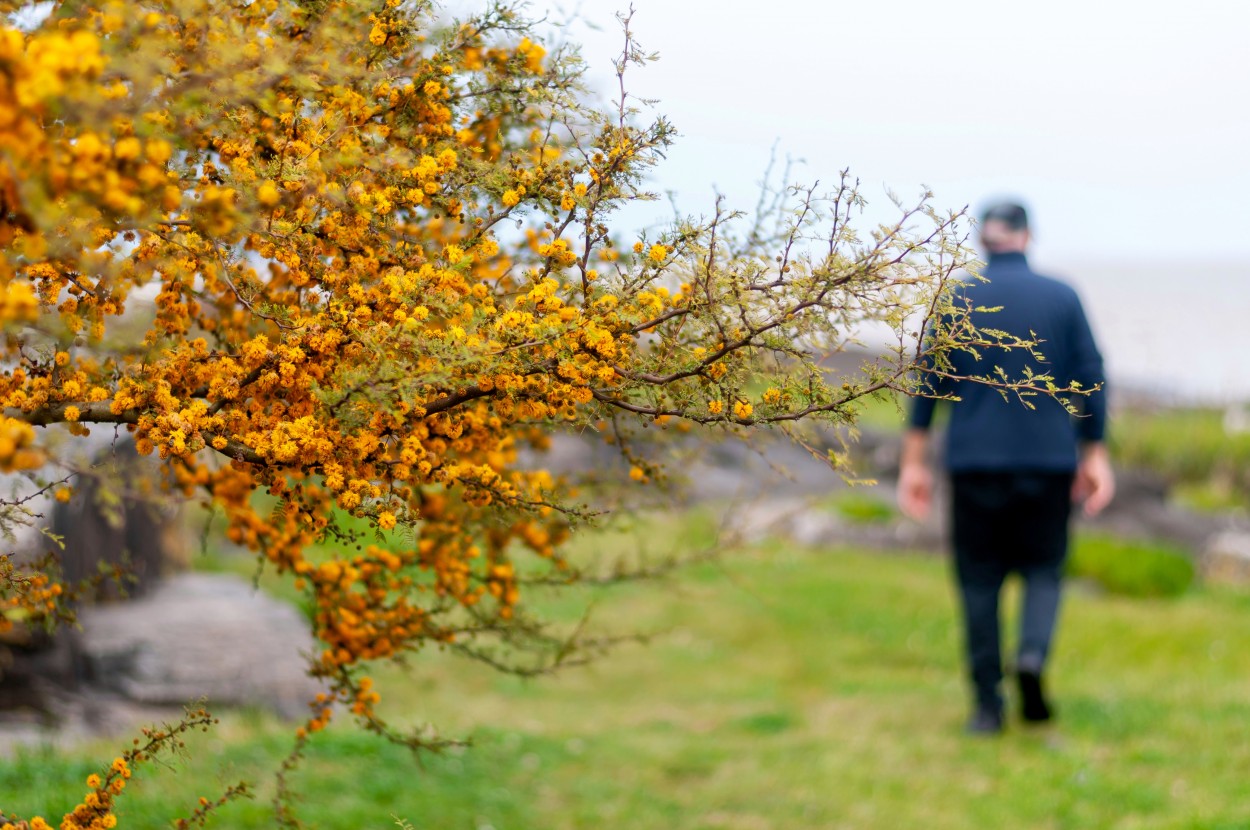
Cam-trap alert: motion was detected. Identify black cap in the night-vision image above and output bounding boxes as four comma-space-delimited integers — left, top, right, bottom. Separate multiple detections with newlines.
980, 202, 1029, 231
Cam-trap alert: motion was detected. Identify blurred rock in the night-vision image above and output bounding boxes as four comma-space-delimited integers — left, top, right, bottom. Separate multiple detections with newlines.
726, 494, 942, 552
0, 686, 184, 757
75, 572, 321, 719
0, 628, 80, 712
1201, 531, 1250, 583
52, 438, 187, 601
1, 572, 321, 754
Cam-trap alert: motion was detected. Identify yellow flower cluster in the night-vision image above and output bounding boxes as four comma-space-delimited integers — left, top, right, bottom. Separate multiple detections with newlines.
15, 758, 130, 830
515, 38, 546, 74
1, 27, 103, 109
0, 563, 64, 637
0, 416, 42, 472
0, 282, 39, 326
0, 16, 665, 739
0, 0, 721, 796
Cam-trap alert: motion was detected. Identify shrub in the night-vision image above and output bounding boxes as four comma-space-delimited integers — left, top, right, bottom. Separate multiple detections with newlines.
830, 492, 897, 525
1112, 408, 1250, 511
1068, 534, 1195, 598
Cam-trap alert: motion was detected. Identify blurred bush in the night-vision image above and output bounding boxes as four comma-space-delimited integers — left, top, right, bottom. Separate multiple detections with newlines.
828, 491, 897, 524
1068, 534, 1195, 598
1111, 408, 1250, 512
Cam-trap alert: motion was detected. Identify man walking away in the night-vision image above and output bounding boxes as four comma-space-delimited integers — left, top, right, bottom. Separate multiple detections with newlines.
896, 202, 1115, 734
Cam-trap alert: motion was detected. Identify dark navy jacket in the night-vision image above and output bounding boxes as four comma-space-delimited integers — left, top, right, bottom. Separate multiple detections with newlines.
908, 252, 1106, 472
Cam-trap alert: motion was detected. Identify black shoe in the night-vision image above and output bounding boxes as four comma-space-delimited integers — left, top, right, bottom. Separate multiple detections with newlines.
1017, 667, 1053, 723
965, 705, 1004, 735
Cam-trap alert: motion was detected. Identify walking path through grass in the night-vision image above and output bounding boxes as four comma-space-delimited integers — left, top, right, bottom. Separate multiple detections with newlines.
4, 514, 1249, 829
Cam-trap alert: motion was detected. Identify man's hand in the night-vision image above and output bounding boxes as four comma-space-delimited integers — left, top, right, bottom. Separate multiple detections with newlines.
1073, 443, 1115, 517
897, 462, 934, 521
897, 428, 934, 521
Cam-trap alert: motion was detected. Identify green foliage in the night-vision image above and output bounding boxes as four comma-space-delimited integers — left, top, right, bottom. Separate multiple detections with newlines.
1172, 481, 1247, 514
827, 490, 897, 524
1068, 534, 1195, 598
1111, 407, 1250, 511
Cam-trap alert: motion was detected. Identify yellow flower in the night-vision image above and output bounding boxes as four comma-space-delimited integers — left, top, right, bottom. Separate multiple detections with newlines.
501, 189, 520, 207
145, 138, 172, 165
762, 388, 782, 405
707, 400, 724, 415
733, 400, 753, 419
378, 511, 397, 530
62, 405, 81, 422
258, 181, 281, 207
114, 136, 142, 161
629, 466, 645, 482
516, 38, 546, 73
368, 23, 387, 45
0, 282, 39, 322
632, 241, 644, 254
85, 773, 102, 789
55, 486, 72, 502
648, 244, 667, 263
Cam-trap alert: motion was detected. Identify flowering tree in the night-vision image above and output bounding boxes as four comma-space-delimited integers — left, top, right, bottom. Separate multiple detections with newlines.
0, 0, 1070, 825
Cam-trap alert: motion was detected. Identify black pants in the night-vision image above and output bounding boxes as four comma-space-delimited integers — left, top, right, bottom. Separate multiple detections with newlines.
950, 471, 1074, 709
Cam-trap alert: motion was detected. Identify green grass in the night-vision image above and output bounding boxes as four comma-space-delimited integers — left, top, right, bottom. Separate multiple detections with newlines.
5, 513, 1250, 829
848, 390, 908, 430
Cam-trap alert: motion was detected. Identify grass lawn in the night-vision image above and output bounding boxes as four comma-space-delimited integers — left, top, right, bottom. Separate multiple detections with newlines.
3, 511, 1250, 829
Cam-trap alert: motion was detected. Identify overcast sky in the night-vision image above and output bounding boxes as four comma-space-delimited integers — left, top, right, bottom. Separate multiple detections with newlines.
523, 0, 1249, 265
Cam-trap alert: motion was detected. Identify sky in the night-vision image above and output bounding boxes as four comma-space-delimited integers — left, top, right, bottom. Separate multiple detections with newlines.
14, 0, 1246, 264
519, 0, 1249, 266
